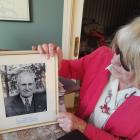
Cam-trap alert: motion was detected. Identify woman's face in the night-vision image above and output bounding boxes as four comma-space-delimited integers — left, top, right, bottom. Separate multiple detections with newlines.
110, 53, 135, 85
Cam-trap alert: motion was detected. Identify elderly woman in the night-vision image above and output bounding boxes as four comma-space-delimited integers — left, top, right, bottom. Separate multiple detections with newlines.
33, 17, 140, 140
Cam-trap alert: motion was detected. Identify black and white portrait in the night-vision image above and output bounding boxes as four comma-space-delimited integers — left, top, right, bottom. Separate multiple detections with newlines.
0, 63, 47, 117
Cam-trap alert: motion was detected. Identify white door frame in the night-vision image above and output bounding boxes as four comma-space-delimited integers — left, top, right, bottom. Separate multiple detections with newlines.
62, 0, 84, 59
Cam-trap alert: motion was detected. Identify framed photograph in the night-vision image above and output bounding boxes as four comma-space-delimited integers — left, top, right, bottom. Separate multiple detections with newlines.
0, 0, 30, 21
0, 51, 59, 133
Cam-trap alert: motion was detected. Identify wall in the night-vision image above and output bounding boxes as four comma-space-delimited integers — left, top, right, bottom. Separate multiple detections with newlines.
0, 0, 64, 50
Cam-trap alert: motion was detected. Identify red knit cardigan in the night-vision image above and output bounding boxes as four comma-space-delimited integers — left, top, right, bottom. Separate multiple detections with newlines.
59, 46, 140, 140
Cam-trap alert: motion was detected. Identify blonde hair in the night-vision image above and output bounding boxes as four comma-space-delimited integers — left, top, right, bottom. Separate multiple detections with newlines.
111, 17, 140, 86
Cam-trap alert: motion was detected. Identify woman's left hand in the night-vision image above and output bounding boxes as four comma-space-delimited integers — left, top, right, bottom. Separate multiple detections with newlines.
57, 112, 87, 133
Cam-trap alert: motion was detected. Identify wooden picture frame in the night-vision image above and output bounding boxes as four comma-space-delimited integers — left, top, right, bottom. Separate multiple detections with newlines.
0, 51, 58, 133
0, 0, 30, 21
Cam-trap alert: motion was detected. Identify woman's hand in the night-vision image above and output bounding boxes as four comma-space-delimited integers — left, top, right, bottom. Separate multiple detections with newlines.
32, 43, 63, 70
57, 112, 87, 133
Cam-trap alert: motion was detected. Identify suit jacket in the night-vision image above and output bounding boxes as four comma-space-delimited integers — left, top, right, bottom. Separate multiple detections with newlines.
5, 92, 47, 117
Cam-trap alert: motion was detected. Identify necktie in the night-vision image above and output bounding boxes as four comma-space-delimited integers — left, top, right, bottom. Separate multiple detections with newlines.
25, 98, 30, 112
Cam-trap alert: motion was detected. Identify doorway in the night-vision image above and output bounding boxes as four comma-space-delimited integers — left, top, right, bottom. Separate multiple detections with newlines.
79, 0, 140, 58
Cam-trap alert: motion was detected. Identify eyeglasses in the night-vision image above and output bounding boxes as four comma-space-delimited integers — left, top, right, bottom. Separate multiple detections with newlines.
114, 46, 130, 71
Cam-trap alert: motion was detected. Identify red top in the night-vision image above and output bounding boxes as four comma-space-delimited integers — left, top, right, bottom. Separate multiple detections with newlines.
59, 46, 140, 140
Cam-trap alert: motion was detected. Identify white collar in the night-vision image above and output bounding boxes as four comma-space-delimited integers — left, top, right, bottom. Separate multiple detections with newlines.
20, 95, 33, 105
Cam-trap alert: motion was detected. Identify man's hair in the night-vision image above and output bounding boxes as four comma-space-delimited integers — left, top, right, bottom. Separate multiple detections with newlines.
111, 17, 140, 86
16, 69, 36, 83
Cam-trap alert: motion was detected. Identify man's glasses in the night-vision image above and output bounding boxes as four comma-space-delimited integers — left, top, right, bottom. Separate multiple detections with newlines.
114, 46, 130, 71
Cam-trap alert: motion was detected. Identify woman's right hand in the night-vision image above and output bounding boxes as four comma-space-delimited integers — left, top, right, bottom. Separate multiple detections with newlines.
32, 43, 63, 70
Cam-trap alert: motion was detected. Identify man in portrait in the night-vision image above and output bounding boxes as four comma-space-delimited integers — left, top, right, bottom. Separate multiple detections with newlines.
4, 69, 47, 117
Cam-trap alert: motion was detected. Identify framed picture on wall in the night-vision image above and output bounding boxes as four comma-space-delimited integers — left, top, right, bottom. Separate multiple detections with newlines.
0, 51, 59, 133
0, 0, 30, 21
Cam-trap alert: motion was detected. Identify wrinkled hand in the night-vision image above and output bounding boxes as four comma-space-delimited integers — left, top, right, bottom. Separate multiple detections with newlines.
32, 43, 63, 69
57, 112, 87, 133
